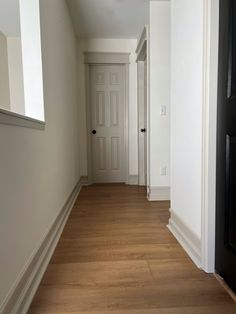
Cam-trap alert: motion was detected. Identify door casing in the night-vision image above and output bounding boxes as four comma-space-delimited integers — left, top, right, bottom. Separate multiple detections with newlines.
84, 52, 130, 184
201, 0, 219, 272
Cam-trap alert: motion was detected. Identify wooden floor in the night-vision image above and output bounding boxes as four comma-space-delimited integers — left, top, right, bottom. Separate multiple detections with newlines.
29, 185, 236, 313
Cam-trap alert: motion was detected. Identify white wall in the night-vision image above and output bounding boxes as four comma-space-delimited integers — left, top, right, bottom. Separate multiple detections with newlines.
78, 38, 138, 177
0, 0, 81, 307
0, 31, 11, 110
77, 39, 87, 176
7, 36, 25, 115
171, 0, 204, 238
148, 1, 171, 190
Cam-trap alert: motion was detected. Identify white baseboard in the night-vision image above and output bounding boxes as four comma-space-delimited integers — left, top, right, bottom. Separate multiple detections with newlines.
147, 186, 170, 201
167, 209, 201, 268
0, 177, 85, 314
127, 175, 139, 185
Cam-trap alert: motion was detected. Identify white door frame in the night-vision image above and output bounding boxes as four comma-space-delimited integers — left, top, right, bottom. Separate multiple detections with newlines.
201, 0, 219, 273
136, 27, 148, 186
84, 52, 130, 185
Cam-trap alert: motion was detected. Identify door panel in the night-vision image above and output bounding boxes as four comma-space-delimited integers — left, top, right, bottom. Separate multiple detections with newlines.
96, 91, 105, 126
216, 0, 236, 293
225, 135, 236, 251
144, 57, 147, 185
96, 137, 106, 171
137, 59, 147, 186
111, 137, 120, 170
110, 91, 119, 126
90, 65, 125, 183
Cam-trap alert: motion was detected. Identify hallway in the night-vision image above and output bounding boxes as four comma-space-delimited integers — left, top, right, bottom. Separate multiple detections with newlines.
29, 185, 236, 313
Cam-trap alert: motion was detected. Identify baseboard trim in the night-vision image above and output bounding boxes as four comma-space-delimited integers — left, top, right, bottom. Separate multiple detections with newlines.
0, 177, 85, 314
214, 274, 236, 303
167, 209, 201, 268
147, 186, 170, 201
127, 175, 139, 185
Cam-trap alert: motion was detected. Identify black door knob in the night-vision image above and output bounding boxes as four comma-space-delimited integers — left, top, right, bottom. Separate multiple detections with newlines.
92, 130, 97, 134
141, 128, 146, 133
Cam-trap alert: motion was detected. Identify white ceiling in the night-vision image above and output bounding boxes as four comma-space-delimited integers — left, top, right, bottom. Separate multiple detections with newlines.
67, 0, 150, 39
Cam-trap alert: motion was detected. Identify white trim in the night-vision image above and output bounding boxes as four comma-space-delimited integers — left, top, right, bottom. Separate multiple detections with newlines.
136, 26, 147, 62
85, 52, 129, 184
0, 177, 86, 314
168, 210, 202, 268
127, 175, 139, 185
0, 108, 45, 129
136, 27, 147, 55
84, 52, 130, 64
201, 0, 219, 273
147, 186, 170, 201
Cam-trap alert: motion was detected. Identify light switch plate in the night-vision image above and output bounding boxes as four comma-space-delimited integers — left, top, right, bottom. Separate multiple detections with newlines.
160, 105, 167, 116
160, 166, 167, 176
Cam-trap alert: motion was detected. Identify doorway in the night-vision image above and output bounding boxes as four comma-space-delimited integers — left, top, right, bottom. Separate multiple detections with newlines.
215, 0, 236, 293
85, 52, 130, 184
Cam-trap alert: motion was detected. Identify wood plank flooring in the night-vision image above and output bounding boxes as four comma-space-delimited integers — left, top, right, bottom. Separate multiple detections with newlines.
29, 184, 236, 313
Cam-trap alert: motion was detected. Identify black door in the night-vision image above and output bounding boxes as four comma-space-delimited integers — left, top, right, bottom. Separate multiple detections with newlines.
216, 0, 236, 292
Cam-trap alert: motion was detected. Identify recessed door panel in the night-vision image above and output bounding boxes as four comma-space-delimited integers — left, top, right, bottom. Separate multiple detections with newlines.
111, 137, 120, 170
95, 72, 105, 85
96, 137, 106, 171
110, 72, 119, 85
225, 135, 236, 251
96, 91, 105, 126
227, 0, 236, 97
110, 91, 119, 127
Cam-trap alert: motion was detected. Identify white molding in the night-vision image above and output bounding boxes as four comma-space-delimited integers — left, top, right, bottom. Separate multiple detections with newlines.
85, 53, 129, 184
136, 27, 147, 54
136, 26, 147, 62
0, 177, 85, 314
0, 108, 45, 129
127, 175, 139, 185
147, 186, 170, 201
84, 52, 130, 64
201, 0, 219, 273
168, 210, 202, 268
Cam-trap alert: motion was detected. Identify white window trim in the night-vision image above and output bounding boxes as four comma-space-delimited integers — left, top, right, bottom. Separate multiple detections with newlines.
0, 108, 45, 129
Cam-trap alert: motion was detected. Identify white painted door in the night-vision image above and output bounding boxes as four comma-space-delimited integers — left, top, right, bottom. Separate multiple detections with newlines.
90, 65, 126, 183
143, 57, 147, 185
138, 58, 147, 186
